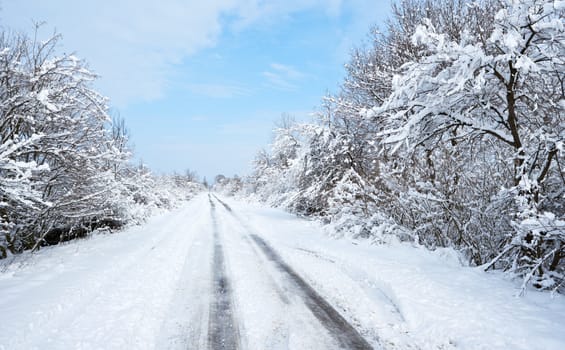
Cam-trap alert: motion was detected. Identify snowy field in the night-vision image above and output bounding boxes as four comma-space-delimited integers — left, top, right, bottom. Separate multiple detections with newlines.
1, 193, 564, 349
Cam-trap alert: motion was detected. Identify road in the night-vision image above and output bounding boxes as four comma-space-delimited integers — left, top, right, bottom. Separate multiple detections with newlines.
3, 193, 563, 350
0, 193, 381, 349
159, 193, 378, 349
205, 194, 373, 349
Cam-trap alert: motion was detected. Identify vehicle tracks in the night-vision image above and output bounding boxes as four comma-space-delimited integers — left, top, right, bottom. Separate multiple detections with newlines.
208, 195, 240, 350
212, 195, 374, 350
249, 234, 373, 350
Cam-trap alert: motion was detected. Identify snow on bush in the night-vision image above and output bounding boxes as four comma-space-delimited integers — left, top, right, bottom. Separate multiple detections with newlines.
242, 0, 564, 293
0, 27, 204, 258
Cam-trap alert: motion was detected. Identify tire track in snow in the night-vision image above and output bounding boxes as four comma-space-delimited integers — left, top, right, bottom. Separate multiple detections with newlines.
213, 195, 232, 212
213, 195, 374, 350
250, 234, 373, 350
208, 195, 240, 350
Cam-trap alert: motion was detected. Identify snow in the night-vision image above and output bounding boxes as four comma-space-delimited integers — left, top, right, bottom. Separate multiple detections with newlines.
1, 193, 564, 349
0, 197, 211, 349
221, 196, 565, 350
216, 204, 342, 349
36, 89, 59, 112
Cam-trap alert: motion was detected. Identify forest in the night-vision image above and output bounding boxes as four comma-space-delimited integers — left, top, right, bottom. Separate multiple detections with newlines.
0, 27, 203, 259
216, 0, 565, 293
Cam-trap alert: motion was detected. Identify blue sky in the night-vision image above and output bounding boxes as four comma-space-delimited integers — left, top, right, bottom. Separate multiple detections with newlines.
2, 0, 390, 181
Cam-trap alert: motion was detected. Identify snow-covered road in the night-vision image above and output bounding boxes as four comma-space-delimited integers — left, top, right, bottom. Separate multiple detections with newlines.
1, 193, 564, 349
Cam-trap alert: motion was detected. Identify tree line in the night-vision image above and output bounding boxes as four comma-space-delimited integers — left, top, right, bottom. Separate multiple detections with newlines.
221, 0, 564, 293
0, 27, 203, 258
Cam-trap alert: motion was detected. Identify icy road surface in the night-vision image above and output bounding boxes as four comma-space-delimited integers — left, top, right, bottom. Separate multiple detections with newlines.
1, 193, 564, 349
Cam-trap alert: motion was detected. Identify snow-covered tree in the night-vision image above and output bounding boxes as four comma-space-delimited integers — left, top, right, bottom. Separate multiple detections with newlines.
0, 26, 205, 257
245, 0, 564, 294
377, 0, 564, 290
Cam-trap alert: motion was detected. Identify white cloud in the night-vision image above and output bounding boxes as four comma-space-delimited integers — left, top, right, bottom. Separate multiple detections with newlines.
2, 0, 241, 106
270, 63, 303, 79
184, 82, 251, 98
0, 0, 347, 107
262, 63, 305, 91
